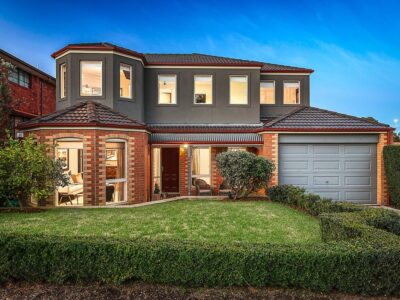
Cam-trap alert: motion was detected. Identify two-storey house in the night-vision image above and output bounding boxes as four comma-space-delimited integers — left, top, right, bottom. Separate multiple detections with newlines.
18, 43, 393, 207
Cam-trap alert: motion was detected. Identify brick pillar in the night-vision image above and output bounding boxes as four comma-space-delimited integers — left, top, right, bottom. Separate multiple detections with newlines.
179, 146, 189, 196
260, 133, 279, 187
211, 147, 225, 194
377, 132, 389, 206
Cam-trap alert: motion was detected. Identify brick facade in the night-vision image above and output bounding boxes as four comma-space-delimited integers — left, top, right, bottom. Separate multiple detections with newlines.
24, 128, 149, 206
377, 132, 390, 205
260, 133, 279, 186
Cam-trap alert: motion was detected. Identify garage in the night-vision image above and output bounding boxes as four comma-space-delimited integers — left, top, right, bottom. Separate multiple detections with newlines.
278, 134, 378, 204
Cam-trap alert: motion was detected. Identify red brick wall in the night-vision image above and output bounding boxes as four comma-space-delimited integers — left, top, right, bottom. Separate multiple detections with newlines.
260, 133, 279, 187
179, 146, 189, 196
23, 128, 149, 206
9, 77, 55, 116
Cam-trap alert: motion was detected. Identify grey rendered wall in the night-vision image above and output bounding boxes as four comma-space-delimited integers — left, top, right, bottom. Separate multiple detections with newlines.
144, 68, 260, 124
55, 53, 145, 122
260, 74, 310, 118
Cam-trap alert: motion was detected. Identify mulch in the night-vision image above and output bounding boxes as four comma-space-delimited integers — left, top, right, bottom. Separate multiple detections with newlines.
0, 281, 398, 300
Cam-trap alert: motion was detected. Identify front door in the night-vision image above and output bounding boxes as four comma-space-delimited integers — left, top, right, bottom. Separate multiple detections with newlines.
161, 148, 179, 193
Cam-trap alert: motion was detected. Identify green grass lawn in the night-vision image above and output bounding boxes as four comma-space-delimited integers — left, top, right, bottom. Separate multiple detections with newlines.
0, 200, 321, 244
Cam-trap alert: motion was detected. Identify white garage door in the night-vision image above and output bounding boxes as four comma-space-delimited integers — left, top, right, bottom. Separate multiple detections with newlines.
279, 137, 377, 204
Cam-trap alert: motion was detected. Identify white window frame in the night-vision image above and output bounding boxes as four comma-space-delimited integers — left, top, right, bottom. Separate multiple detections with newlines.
60, 63, 67, 99
105, 139, 128, 203
260, 80, 275, 104
191, 146, 211, 184
283, 81, 301, 105
158, 74, 177, 105
229, 75, 248, 105
80, 61, 103, 97
119, 63, 132, 99
193, 75, 213, 105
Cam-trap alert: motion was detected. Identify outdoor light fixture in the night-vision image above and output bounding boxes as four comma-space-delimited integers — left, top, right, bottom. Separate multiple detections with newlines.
183, 144, 188, 148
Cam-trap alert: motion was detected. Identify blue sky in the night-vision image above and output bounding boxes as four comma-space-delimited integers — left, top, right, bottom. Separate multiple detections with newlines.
0, 0, 399, 131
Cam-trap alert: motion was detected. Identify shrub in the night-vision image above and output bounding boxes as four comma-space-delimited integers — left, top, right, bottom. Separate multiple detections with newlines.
268, 185, 361, 216
0, 231, 400, 295
383, 145, 400, 208
0, 135, 69, 207
216, 151, 275, 200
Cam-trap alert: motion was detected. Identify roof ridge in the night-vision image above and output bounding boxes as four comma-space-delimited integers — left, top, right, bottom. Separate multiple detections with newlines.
25, 101, 86, 124
264, 106, 308, 127
86, 101, 97, 123
308, 106, 389, 127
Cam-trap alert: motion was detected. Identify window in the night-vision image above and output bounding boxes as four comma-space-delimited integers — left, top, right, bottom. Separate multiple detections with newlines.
284, 81, 300, 104
158, 75, 177, 104
60, 63, 67, 99
80, 61, 102, 96
192, 147, 211, 184
120, 63, 132, 99
260, 81, 275, 104
8, 68, 31, 88
229, 75, 248, 104
106, 141, 127, 203
194, 75, 212, 104
152, 148, 161, 193
55, 140, 84, 206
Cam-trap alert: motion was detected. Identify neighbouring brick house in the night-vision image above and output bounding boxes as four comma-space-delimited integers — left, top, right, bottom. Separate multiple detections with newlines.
0, 49, 56, 139
17, 43, 393, 207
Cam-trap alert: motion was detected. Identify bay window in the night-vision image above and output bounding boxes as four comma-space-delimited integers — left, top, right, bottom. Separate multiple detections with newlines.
60, 63, 67, 99
120, 63, 132, 99
80, 61, 102, 96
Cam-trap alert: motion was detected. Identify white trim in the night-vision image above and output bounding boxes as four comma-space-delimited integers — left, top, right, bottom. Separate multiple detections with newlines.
55, 50, 144, 65
147, 65, 261, 69
55, 50, 262, 69
258, 131, 387, 135
261, 72, 311, 75
158, 74, 177, 105
283, 80, 301, 105
80, 61, 103, 97
21, 127, 150, 134
119, 63, 133, 99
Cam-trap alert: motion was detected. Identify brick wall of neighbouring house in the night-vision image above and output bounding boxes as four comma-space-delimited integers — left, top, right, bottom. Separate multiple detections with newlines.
260, 133, 279, 187
23, 128, 149, 206
9, 78, 55, 116
377, 132, 390, 205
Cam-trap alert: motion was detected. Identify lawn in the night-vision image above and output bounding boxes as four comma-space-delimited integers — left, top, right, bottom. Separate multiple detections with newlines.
0, 200, 321, 244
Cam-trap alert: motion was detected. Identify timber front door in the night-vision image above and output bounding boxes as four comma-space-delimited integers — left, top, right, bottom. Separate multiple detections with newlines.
161, 148, 180, 193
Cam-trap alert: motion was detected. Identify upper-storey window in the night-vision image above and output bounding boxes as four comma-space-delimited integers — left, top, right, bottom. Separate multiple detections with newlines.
158, 75, 177, 104
120, 63, 132, 99
229, 75, 248, 104
260, 81, 275, 104
194, 75, 212, 104
80, 61, 102, 97
8, 68, 31, 88
60, 63, 67, 99
283, 81, 300, 104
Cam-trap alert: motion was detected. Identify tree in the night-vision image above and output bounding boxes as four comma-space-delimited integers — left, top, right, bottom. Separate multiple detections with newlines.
0, 134, 70, 207
0, 58, 14, 139
393, 131, 400, 143
216, 151, 275, 200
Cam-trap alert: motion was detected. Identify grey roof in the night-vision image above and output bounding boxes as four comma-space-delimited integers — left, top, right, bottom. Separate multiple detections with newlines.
264, 106, 390, 130
150, 133, 263, 144
148, 123, 264, 133
19, 101, 145, 128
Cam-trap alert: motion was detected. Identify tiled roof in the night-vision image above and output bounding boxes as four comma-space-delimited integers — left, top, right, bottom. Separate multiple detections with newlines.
18, 101, 145, 129
148, 123, 264, 133
264, 106, 390, 130
150, 133, 263, 144
51, 43, 313, 72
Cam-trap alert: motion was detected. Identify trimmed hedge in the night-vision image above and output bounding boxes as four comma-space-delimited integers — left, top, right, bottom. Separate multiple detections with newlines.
383, 145, 400, 208
1, 187, 400, 295
0, 232, 400, 295
268, 185, 361, 216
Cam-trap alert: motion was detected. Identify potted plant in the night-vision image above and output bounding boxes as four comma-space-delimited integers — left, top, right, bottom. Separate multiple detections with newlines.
152, 183, 161, 201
